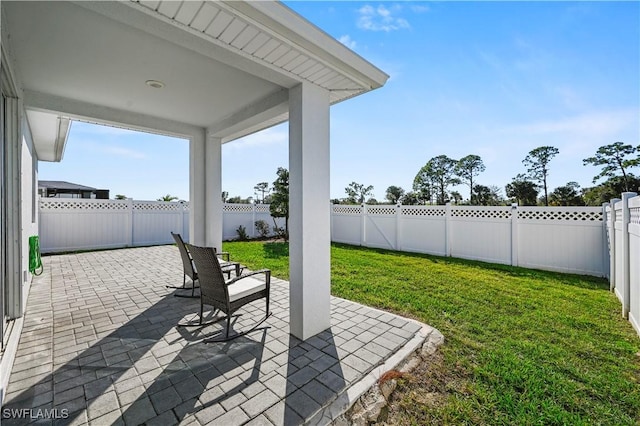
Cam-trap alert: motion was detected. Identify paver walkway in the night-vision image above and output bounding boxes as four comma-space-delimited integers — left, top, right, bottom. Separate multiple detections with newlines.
2, 245, 430, 425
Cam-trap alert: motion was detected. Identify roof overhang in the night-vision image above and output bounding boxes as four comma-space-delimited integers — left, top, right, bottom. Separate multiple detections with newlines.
2, 0, 389, 161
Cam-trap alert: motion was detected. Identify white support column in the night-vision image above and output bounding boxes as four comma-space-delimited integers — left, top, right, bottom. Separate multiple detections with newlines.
205, 132, 223, 251
288, 82, 331, 340
189, 130, 207, 245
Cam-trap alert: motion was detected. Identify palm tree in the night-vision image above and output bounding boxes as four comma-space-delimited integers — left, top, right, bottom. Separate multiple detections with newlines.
157, 194, 178, 202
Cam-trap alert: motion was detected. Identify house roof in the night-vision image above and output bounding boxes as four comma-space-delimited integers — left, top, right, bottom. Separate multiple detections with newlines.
3, 1, 389, 161
38, 181, 98, 192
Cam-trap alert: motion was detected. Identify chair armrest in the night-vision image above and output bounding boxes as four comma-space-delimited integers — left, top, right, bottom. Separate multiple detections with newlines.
216, 251, 231, 262
226, 269, 271, 286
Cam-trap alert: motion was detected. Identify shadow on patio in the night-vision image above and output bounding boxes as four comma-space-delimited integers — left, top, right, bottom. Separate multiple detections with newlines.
2, 246, 427, 425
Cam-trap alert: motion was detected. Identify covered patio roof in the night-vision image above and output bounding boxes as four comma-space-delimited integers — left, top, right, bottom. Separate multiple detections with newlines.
3, 0, 390, 341
4, 0, 388, 159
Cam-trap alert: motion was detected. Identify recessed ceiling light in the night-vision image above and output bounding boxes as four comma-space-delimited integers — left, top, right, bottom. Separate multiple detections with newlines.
145, 80, 165, 89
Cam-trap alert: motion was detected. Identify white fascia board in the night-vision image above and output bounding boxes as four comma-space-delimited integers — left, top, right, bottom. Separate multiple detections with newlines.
24, 90, 202, 142
221, 0, 389, 90
54, 117, 70, 162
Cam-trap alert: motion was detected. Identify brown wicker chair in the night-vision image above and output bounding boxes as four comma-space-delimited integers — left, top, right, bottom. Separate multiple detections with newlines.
169, 232, 240, 299
183, 243, 271, 342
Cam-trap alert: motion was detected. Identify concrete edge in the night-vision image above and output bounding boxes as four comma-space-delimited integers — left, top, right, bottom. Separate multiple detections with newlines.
307, 315, 441, 425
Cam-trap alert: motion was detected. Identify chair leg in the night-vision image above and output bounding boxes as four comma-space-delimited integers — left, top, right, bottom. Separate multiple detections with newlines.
173, 276, 200, 298
166, 274, 188, 290
203, 312, 271, 343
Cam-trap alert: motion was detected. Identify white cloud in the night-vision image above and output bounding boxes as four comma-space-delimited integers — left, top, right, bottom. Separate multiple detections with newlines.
503, 109, 640, 160
339, 35, 357, 50
357, 4, 411, 32
410, 4, 430, 14
509, 109, 637, 136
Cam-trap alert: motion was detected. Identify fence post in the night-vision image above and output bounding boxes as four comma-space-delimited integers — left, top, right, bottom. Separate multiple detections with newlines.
182, 202, 188, 241
361, 204, 367, 247
126, 198, 134, 247
395, 203, 402, 250
510, 203, 519, 267
621, 192, 637, 319
610, 198, 620, 292
445, 202, 452, 257
602, 202, 610, 281
330, 202, 334, 244
251, 204, 257, 238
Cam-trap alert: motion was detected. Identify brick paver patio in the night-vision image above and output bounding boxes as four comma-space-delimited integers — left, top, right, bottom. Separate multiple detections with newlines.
2, 245, 430, 425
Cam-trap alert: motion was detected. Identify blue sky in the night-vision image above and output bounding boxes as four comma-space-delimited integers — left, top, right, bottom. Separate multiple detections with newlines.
39, 1, 640, 202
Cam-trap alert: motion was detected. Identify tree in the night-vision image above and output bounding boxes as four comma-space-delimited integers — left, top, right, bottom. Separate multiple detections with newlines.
523, 146, 559, 206
269, 167, 289, 239
221, 191, 229, 203
411, 175, 433, 204
549, 182, 584, 206
157, 194, 178, 202
450, 191, 463, 205
345, 182, 374, 204
227, 196, 250, 204
400, 191, 420, 205
505, 174, 539, 206
115, 194, 127, 200
473, 185, 503, 206
253, 182, 270, 204
583, 174, 640, 206
456, 155, 485, 204
414, 155, 461, 205
583, 142, 640, 192
385, 186, 405, 204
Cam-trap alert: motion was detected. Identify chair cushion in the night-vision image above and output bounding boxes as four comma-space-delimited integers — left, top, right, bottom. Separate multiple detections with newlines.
228, 276, 266, 302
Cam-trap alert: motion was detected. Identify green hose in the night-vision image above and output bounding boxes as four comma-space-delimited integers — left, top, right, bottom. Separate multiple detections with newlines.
29, 235, 43, 276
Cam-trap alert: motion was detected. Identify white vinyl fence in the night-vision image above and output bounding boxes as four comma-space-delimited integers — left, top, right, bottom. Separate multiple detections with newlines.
39, 198, 190, 253
40, 199, 608, 277
332, 203, 608, 277
222, 204, 286, 241
606, 192, 640, 335
38, 199, 283, 253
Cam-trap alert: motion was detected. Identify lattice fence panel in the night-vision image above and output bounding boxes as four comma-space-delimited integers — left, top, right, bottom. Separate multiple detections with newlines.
401, 207, 446, 217
223, 204, 254, 213
39, 200, 130, 211
518, 210, 603, 221
367, 206, 396, 215
133, 202, 182, 211
631, 207, 640, 225
332, 206, 362, 215
452, 209, 511, 219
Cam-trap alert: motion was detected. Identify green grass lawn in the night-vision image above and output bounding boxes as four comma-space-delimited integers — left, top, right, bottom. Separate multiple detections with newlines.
223, 241, 640, 425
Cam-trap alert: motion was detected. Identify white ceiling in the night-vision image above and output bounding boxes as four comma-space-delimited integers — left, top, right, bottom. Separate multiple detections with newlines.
2, 0, 388, 160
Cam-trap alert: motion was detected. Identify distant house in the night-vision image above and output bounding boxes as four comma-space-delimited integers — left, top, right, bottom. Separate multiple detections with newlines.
38, 180, 109, 199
